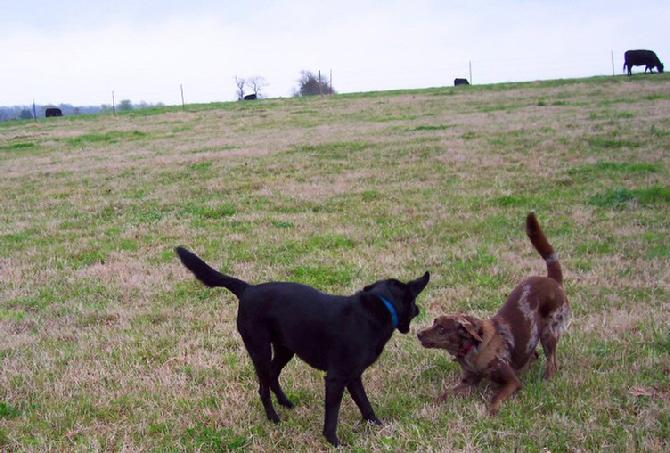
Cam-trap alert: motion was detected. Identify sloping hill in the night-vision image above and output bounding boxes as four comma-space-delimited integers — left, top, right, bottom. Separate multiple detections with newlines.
1, 74, 669, 450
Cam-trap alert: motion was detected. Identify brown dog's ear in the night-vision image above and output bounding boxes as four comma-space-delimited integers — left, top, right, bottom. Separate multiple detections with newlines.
456, 316, 482, 342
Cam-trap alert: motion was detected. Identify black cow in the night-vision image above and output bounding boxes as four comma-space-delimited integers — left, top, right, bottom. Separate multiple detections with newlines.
623, 49, 664, 75
454, 78, 469, 86
45, 107, 63, 117
243, 93, 257, 100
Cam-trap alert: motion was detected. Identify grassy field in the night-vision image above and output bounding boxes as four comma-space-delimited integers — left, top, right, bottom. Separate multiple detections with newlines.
1, 74, 669, 451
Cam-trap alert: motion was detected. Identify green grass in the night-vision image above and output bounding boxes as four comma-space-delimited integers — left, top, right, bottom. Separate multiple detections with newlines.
293, 141, 369, 159
589, 186, 670, 208
181, 202, 237, 220
180, 423, 249, 450
0, 402, 21, 419
290, 264, 356, 288
67, 130, 148, 146
412, 124, 453, 131
587, 136, 642, 149
569, 161, 660, 176
1, 73, 669, 451
0, 142, 35, 151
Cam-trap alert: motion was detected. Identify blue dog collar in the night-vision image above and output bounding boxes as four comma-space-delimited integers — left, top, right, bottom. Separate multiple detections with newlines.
378, 295, 399, 329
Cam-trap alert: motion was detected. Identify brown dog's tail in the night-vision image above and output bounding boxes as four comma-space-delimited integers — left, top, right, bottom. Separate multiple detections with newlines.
175, 246, 248, 297
526, 212, 563, 285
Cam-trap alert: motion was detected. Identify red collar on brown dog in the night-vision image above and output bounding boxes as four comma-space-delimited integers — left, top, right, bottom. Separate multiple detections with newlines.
458, 342, 475, 358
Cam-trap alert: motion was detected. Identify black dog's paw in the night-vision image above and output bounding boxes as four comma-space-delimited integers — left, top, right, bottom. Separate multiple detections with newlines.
324, 434, 340, 447
371, 418, 383, 426
323, 427, 340, 447
278, 399, 295, 409
364, 416, 383, 426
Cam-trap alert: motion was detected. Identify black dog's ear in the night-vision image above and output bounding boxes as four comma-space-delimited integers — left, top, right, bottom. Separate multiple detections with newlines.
408, 271, 430, 295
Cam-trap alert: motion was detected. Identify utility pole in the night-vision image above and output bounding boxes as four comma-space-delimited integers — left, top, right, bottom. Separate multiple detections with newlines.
611, 50, 615, 76
469, 60, 473, 85
32, 99, 37, 122
180, 83, 185, 109
112, 90, 116, 115
318, 70, 323, 96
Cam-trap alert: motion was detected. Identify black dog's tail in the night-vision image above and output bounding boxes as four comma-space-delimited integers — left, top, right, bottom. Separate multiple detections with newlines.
526, 212, 563, 285
175, 246, 248, 297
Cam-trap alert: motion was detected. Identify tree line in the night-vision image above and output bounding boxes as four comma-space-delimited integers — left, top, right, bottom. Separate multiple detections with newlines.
235, 70, 335, 100
0, 69, 336, 121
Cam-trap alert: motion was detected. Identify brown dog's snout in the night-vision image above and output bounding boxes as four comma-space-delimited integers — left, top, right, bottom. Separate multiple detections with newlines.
416, 326, 435, 346
417, 327, 428, 340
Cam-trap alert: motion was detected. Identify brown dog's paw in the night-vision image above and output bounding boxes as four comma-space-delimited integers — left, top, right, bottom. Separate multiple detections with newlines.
436, 384, 472, 403
452, 384, 475, 398
435, 392, 450, 404
544, 366, 556, 380
489, 404, 500, 416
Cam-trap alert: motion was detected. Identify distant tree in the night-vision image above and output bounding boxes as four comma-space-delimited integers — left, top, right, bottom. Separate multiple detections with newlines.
19, 109, 33, 120
294, 70, 335, 97
235, 76, 246, 100
118, 99, 133, 111
248, 76, 267, 97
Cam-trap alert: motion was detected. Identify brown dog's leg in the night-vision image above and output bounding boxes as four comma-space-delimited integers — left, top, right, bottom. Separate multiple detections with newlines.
541, 332, 558, 379
437, 372, 482, 402
516, 350, 540, 373
489, 363, 521, 415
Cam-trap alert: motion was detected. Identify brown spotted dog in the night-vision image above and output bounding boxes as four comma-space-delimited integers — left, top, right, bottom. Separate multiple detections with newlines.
417, 212, 571, 415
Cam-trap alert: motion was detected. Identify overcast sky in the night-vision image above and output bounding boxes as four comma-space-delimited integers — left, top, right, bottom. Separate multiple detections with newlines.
1, 0, 668, 106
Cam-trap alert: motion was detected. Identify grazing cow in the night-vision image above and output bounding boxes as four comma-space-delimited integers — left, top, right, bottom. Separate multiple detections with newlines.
623, 50, 664, 75
243, 94, 257, 100
454, 78, 470, 86
45, 107, 63, 117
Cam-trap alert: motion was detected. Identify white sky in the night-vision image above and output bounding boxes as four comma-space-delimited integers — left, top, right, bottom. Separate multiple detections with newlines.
1, 0, 668, 106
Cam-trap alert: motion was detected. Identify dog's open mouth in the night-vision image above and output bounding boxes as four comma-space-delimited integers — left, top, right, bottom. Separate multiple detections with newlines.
418, 338, 440, 349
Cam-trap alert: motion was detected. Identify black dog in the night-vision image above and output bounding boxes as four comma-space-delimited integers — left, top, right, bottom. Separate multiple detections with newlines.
175, 246, 429, 446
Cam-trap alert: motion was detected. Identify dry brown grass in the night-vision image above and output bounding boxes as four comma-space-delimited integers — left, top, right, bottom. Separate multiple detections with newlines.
1, 74, 669, 451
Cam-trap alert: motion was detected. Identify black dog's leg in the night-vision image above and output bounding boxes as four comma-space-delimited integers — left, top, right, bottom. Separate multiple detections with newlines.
346, 376, 381, 425
323, 374, 346, 447
270, 343, 295, 408
244, 336, 280, 423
